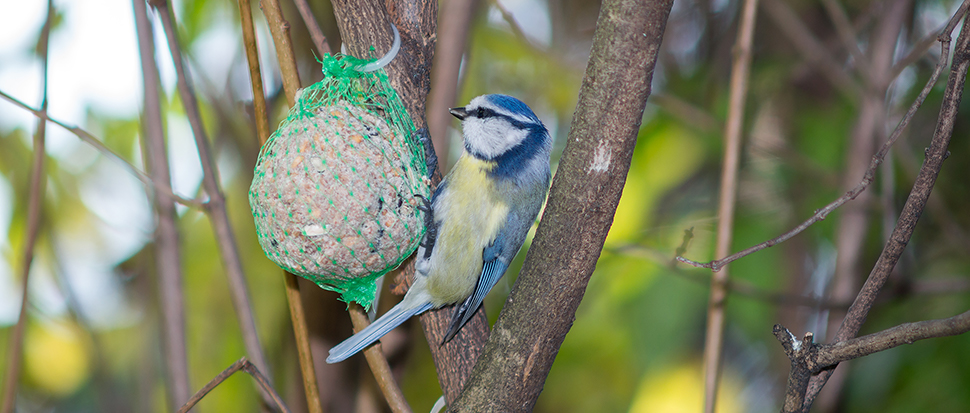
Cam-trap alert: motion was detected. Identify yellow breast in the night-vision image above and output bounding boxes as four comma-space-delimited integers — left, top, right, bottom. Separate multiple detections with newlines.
424, 155, 510, 305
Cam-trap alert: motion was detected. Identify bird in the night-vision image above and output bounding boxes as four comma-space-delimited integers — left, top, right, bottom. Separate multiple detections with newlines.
327, 94, 553, 363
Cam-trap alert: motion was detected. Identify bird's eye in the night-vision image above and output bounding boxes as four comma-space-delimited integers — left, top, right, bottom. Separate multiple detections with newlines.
476, 107, 486, 118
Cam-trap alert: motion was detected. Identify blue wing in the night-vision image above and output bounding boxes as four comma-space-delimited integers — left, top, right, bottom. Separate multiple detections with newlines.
441, 258, 509, 343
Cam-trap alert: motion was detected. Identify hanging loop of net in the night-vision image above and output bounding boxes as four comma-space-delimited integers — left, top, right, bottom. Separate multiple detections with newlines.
249, 34, 430, 309
340, 23, 400, 72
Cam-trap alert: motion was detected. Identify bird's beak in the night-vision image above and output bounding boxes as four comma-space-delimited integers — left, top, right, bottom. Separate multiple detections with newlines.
449, 107, 468, 120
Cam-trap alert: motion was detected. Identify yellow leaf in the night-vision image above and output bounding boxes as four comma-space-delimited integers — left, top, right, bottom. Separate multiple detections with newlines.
629, 361, 744, 413
24, 319, 91, 396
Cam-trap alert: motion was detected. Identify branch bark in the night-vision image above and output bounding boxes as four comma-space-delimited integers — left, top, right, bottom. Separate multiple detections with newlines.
774, 308, 970, 412
132, 0, 191, 407
427, 0, 480, 161
177, 358, 291, 413
702, 0, 758, 410
329, 0, 491, 403
244, 1, 324, 411
152, 0, 274, 404
0, 2, 53, 411
449, 0, 673, 410
789, 7, 970, 411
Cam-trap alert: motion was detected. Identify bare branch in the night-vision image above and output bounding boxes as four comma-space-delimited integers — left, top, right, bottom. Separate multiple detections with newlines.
702, 0, 758, 410
451, 0, 673, 409
133, 0, 191, 406
348, 305, 413, 413
427, 0, 479, 161
773, 326, 817, 413
816, 309, 970, 367
676, 12, 953, 272
235, 0, 271, 142
152, 0, 274, 402
820, 0, 872, 76
1, 2, 53, 411
761, 0, 862, 99
258, 0, 301, 106
176, 358, 291, 413
803, 10, 970, 408
490, 0, 543, 51
292, 0, 332, 56
245, 2, 325, 411
774, 309, 970, 413
0, 90, 206, 209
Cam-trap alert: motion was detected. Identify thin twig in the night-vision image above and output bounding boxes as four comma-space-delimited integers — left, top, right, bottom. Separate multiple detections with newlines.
0, 90, 205, 209
133, 0, 191, 406
818, 2, 910, 408
774, 308, 970, 412
291, 0, 332, 56
815, 309, 970, 367
177, 358, 291, 413
348, 305, 414, 413
490, 0, 543, 51
282, 273, 323, 413
251, 1, 324, 412
649, 93, 721, 134
821, 0, 872, 76
427, 0, 479, 161
258, 0, 301, 106
891, 1, 970, 79
0, 2, 53, 411
235, 0, 270, 142
701, 0, 758, 411
676, 21, 952, 272
802, 10, 970, 409
152, 0, 274, 403
761, 0, 862, 99
610, 243, 852, 309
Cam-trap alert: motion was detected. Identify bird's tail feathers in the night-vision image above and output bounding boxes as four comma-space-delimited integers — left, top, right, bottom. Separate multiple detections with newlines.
326, 300, 433, 363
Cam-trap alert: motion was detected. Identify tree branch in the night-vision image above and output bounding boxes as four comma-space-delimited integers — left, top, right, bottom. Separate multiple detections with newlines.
0, 90, 205, 209
803, 9, 970, 409
132, 0, 191, 407
450, 0, 673, 410
815, 309, 970, 367
176, 358, 291, 413
774, 308, 970, 413
676, 0, 956, 273
244, 2, 324, 411
152, 0, 274, 404
348, 305, 413, 413
291, 0, 332, 56
702, 0, 758, 410
0, 2, 53, 411
426, 0, 479, 161
761, 0, 862, 99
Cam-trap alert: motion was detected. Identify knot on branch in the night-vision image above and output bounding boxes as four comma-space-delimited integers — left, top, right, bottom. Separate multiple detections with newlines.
772, 324, 820, 370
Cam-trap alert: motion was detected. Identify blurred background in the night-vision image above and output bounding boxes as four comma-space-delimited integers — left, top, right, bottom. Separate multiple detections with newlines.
1, 0, 970, 411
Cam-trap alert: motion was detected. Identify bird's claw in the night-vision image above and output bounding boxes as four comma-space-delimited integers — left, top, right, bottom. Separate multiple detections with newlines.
415, 194, 437, 258
415, 128, 438, 178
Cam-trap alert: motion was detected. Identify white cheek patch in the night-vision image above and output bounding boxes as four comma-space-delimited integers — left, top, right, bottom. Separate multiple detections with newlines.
463, 118, 528, 159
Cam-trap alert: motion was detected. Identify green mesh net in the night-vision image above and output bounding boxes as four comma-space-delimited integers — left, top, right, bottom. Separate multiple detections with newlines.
249, 52, 430, 309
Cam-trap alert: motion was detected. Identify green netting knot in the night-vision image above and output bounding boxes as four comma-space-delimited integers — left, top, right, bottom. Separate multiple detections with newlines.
249, 52, 430, 310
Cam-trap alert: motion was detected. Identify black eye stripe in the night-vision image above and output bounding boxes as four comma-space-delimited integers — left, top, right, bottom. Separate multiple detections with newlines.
474, 107, 496, 118
471, 107, 539, 129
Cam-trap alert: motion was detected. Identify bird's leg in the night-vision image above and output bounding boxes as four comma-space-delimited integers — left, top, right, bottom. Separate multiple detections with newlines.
415, 194, 437, 259
415, 128, 438, 179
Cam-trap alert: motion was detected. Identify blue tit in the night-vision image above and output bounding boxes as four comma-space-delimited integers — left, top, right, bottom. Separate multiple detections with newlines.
327, 94, 553, 363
